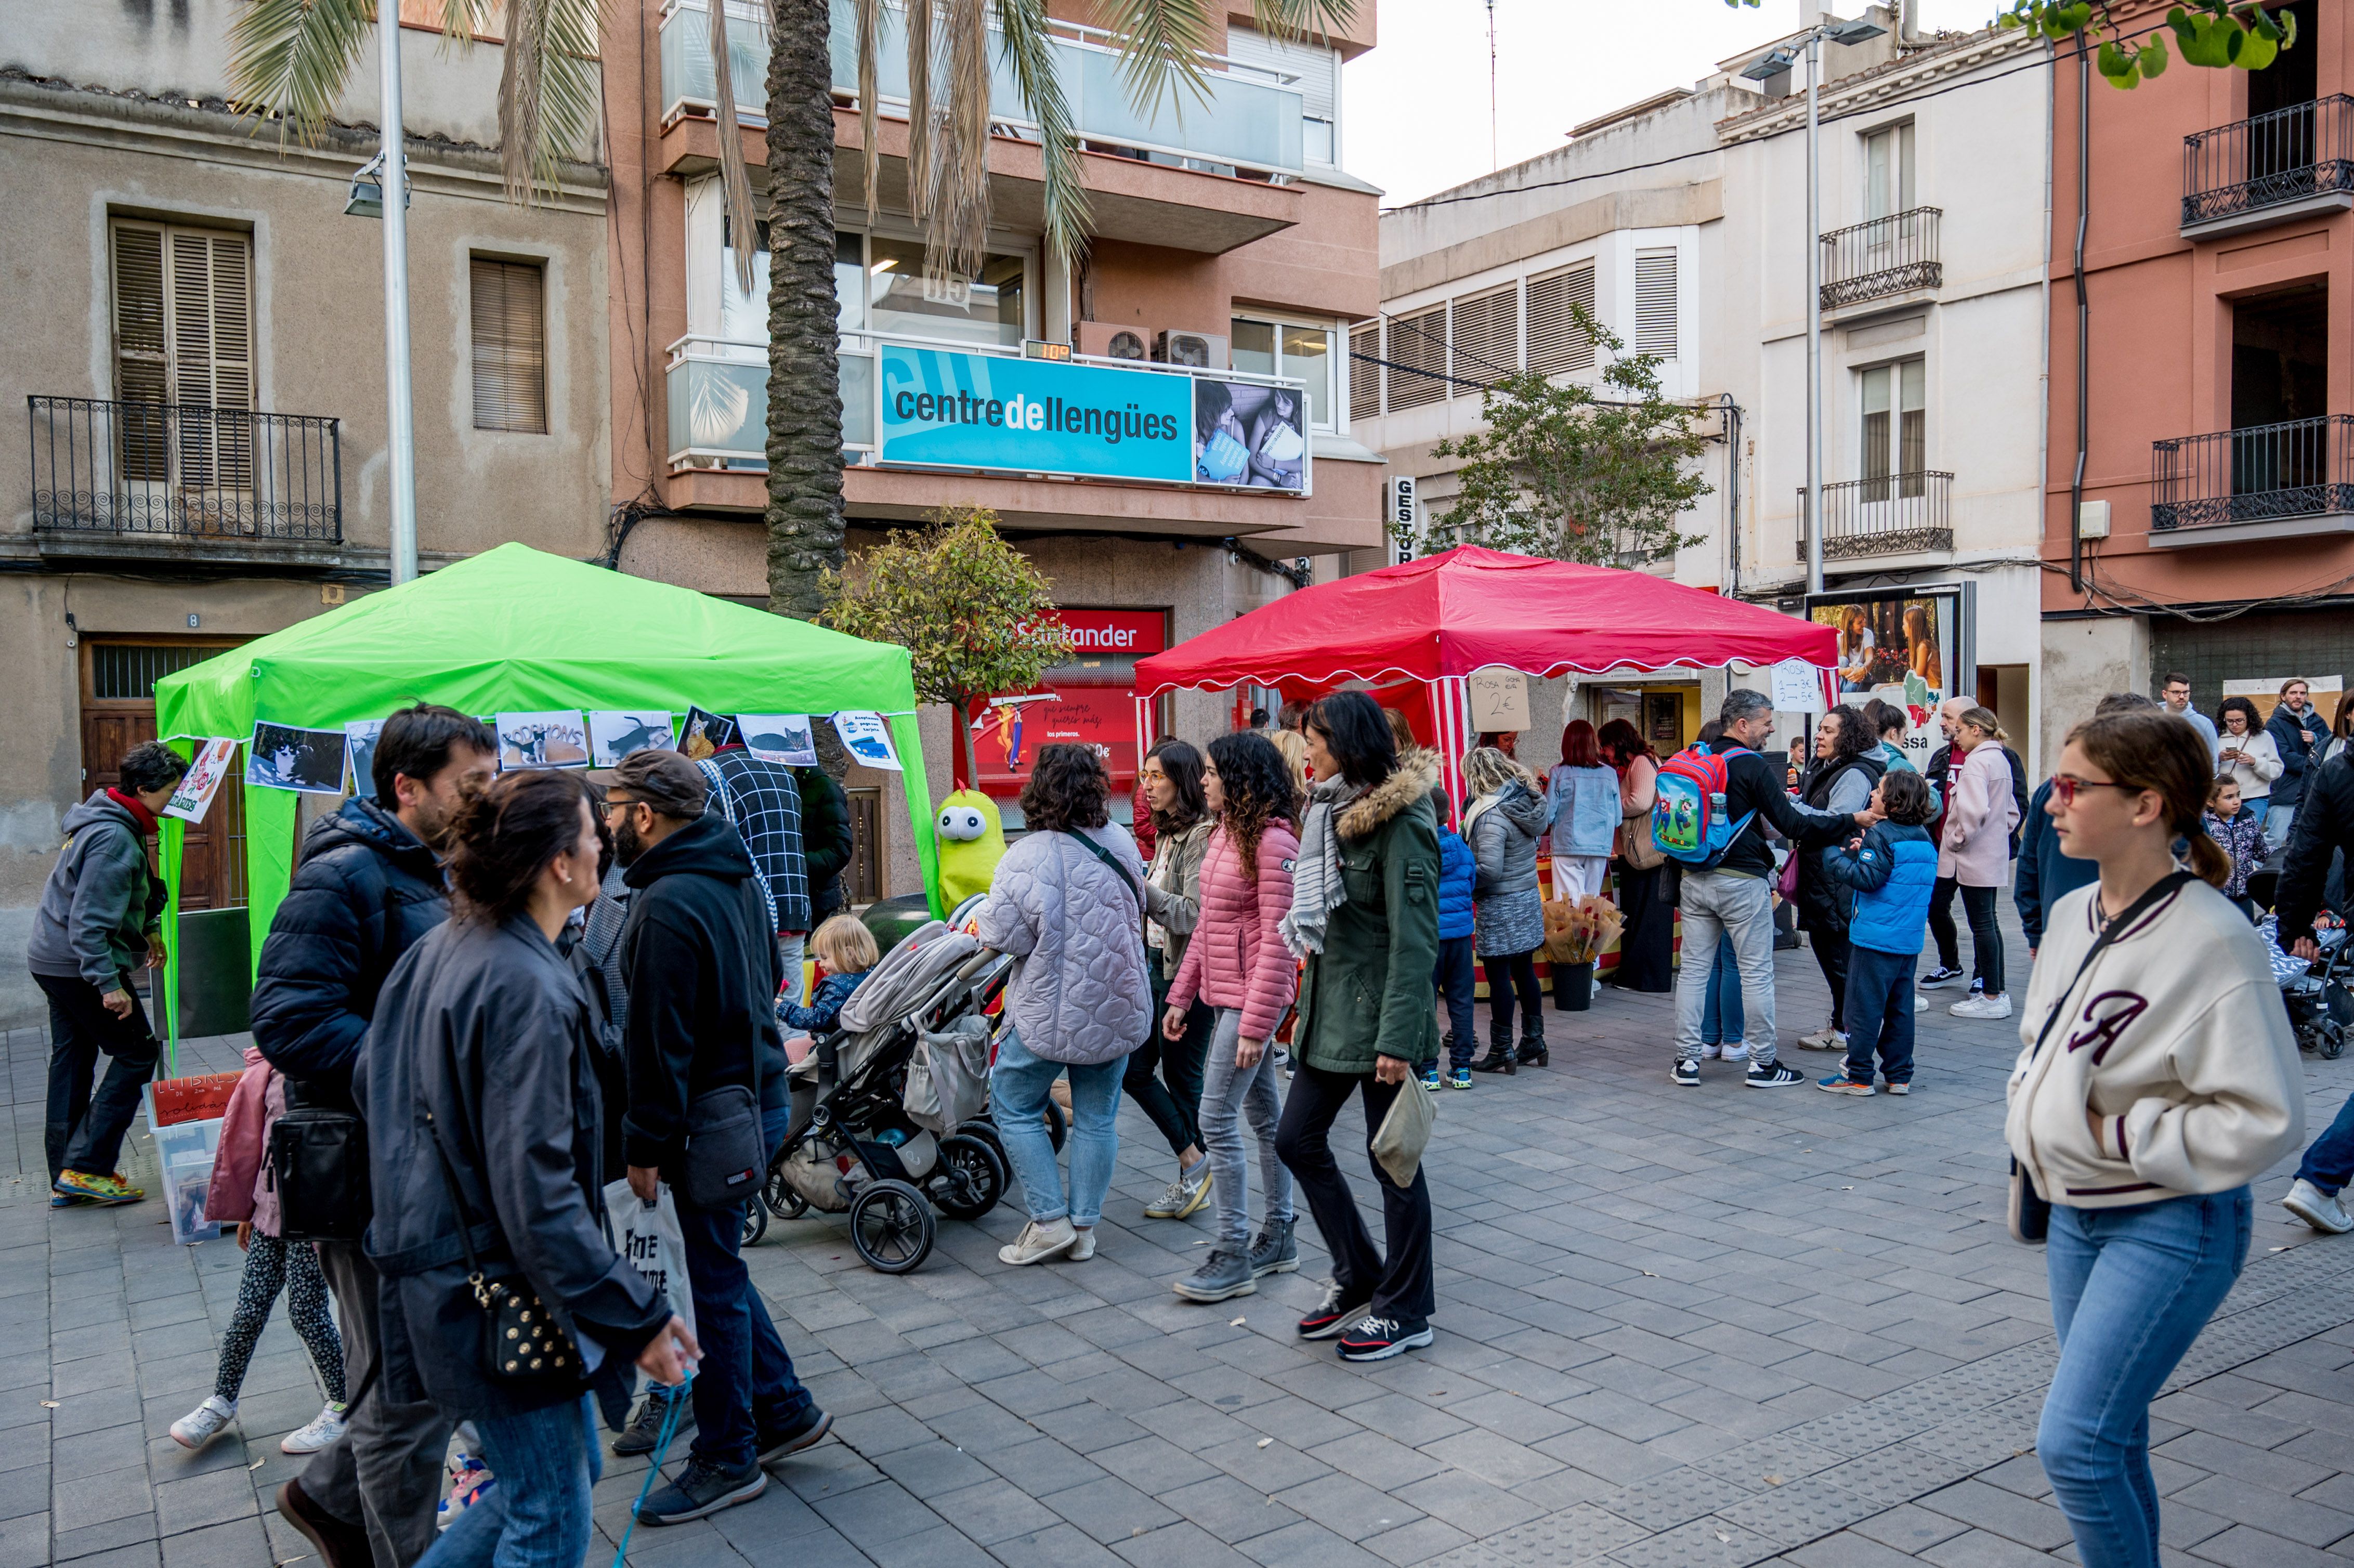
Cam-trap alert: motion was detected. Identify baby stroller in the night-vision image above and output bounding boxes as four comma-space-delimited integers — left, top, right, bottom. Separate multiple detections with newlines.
2268, 913, 2354, 1061
758, 906, 1062, 1272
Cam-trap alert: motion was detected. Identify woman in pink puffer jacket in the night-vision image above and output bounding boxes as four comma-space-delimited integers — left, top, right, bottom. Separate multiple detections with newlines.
1163, 733, 1303, 1303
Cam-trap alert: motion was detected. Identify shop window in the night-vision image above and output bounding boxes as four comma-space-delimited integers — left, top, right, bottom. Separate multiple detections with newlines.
1859, 358, 1926, 498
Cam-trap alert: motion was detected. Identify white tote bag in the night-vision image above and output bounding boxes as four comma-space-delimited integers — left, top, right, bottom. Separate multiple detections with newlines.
603, 1179, 697, 1345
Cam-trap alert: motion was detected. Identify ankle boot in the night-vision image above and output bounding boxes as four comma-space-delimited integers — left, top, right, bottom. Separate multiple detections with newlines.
1516, 1024, 1548, 1068
1473, 1018, 1516, 1073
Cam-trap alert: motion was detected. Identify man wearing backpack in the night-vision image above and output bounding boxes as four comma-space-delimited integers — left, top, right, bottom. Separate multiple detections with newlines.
1668, 690, 1873, 1087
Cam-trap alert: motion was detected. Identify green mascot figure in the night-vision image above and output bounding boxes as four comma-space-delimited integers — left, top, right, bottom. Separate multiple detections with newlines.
935, 789, 1007, 909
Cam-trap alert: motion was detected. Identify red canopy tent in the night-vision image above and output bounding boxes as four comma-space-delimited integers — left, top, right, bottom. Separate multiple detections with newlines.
1133, 546, 1839, 812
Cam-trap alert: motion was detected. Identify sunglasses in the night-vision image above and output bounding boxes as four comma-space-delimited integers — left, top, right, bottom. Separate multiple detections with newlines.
2048, 774, 2140, 806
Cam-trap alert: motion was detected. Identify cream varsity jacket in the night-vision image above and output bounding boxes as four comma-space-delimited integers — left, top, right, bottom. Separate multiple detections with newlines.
2006, 874, 2303, 1210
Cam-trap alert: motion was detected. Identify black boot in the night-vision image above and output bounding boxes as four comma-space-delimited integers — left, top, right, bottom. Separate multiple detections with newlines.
1517, 1023, 1548, 1068
1472, 1017, 1516, 1074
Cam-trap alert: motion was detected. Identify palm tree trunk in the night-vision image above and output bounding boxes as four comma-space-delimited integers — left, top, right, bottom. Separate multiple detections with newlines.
764, 0, 848, 623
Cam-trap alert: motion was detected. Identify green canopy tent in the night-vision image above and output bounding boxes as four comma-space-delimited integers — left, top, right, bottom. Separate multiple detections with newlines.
152, 543, 940, 1038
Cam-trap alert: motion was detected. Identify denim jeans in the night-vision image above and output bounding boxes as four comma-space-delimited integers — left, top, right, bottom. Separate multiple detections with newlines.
1698, 934, 1744, 1046
36, 972, 161, 1182
1434, 936, 1476, 1066
1673, 872, 1777, 1065
2266, 802, 2298, 850
1839, 944, 1915, 1084
677, 1122, 813, 1471
777, 933, 806, 1007
1197, 1008, 1292, 1251
415, 1393, 600, 1568
2294, 1092, 2354, 1193
2039, 1190, 2252, 1568
990, 1027, 1126, 1227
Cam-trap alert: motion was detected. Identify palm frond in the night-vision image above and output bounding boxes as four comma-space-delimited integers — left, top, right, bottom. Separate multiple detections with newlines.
496, 0, 605, 203
906, 0, 934, 220
707, 0, 763, 294
436, 0, 488, 49
225, 0, 375, 147
1248, 0, 1355, 45
857, 0, 884, 224
993, 0, 1090, 267
1087, 0, 1217, 117
928, 0, 992, 289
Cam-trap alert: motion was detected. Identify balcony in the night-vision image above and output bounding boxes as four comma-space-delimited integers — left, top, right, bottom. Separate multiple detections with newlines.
2150, 414, 2354, 546
2182, 95, 2354, 239
1796, 472, 1954, 560
1818, 207, 1941, 317
28, 397, 343, 568
658, 0, 1305, 180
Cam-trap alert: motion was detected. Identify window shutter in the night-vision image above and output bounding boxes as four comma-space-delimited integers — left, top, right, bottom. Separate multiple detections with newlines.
1350, 321, 1380, 422
113, 224, 171, 481
472, 258, 548, 434
1448, 284, 1518, 387
1524, 260, 1594, 377
1633, 246, 1678, 359
1385, 305, 1446, 411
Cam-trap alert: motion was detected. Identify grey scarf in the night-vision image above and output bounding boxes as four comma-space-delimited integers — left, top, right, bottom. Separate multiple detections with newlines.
1280, 777, 1361, 958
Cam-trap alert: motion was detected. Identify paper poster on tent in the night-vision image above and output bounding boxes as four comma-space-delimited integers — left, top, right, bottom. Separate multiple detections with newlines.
247, 724, 348, 794
344, 720, 385, 799
164, 739, 239, 824
1769, 658, 1822, 713
679, 707, 740, 759
1466, 668, 1530, 731
590, 711, 677, 767
739, 715, 818, 766
496, 712, 589, 770
832, 711, 902, 772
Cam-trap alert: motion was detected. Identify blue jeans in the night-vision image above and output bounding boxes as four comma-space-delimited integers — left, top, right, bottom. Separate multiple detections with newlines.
1698, 934, 1744, 1046
990, 1027, 1126, 1227
676, 1117, 813, 1470
1434, 936, 1476, 1066
416, 1394, 600, 1568
1197, 1008, 1293, 1251
2294, 1092, 2354, 1193
2266, 802, 2297, 849
2039, 1190, 2252, 1568
1838, 944, 1915, 1084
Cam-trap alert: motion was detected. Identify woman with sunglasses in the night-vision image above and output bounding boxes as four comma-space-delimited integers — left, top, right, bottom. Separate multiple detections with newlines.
2008, 709, 2302, 1568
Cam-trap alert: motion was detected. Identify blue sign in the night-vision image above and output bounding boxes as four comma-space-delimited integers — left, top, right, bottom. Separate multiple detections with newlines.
877, 344, 1194, 484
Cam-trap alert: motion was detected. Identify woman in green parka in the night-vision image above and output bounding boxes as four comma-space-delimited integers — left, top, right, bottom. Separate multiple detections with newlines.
1275, 691, 1442, 1363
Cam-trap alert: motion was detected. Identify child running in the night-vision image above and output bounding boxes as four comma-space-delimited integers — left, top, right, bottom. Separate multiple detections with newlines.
2204, 777, 2267, 920
1818, 769, 1939, 1096
779, 912, 880, 1057
170, 1047, 346, 1454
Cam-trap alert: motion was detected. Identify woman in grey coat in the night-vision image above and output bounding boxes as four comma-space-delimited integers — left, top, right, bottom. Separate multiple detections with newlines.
1463, 747, 1552, 1073
978, 745, 1153, 1268
363, 770, 695, 1565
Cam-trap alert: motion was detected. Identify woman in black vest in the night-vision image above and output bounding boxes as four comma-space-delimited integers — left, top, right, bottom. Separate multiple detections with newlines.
1793, 707, 1886, 1054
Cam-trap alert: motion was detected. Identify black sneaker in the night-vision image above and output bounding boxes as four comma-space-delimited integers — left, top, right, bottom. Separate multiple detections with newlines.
612, 1384, 697, 1457
1746, 1062, 1806, 1087
1298, 1281, 1372, 1340
1670, 1059, 1701, 1088
1336, 1315, 1434, 1362
1918, 966, 1965, 988
635, 1457, 767, 1525
755, 1405, 832, 1468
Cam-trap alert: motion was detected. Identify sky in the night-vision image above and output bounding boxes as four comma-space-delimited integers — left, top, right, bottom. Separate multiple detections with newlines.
1343, 0, 2002, 207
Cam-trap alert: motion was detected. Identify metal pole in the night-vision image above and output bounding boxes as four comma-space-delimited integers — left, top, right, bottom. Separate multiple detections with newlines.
378, 0, 418, 584
1804, 28, 1825, 597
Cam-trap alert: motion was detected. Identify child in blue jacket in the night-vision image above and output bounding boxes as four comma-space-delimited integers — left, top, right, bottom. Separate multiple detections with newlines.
1424, 789, 1481, 1091
1817, 770, 1938, 1095
779, 913, 879, 1050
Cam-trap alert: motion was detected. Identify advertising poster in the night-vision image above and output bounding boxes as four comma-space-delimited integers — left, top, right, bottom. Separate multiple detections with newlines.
876, 345, 1192, 484
976, 610, 1169, 796
832, 711, 903, 772
1193, 379, 1307, 491
247, 723, 348, 794
164, 738, 239, 824
1807, 586, 1967, 768
590, 711, 677, 767
740, 715, 819, 766
496, 712, 590, 770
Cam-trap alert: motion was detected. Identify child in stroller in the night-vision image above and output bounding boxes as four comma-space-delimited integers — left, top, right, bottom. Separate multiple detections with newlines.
779, 914, 878, 1064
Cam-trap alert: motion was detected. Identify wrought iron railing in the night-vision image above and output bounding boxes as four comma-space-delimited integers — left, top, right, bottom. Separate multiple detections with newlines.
2183, 94, 2354, 227
29, 397, 342, 543
1797, 471, 1953, 559
1819, 207, 1942, 311
2151, 414, 2354, 531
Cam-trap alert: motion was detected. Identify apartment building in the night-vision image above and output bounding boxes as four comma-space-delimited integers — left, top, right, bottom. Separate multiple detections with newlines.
2045, 0, 2354, 756
599, 0, 1385, 891
0, 0, 609, 1025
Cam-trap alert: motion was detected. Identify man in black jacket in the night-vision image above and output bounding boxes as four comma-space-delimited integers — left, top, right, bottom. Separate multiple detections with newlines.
251, 705, 492, 1568
792, 763, 856, 923
2267, 678, 2327, 847
1672, 690, 1870, 1088
606, 751, 827, 1526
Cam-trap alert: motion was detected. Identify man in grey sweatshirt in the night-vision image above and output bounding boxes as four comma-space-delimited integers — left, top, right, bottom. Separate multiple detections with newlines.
27, 741, 186, 1204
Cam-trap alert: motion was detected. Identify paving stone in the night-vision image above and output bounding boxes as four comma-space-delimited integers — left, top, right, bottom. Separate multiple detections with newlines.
1717, 1476, 1882, 1546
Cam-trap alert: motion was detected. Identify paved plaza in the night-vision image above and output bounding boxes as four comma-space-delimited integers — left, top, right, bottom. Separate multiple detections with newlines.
16, 920, 2354, 1568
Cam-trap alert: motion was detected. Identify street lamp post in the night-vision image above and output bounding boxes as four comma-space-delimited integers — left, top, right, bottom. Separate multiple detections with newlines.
375, 0, 418, 585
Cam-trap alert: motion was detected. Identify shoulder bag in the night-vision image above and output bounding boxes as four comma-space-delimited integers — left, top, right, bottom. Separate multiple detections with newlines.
269, 1078, 372, 1244
421, 1109, 584, 1389
2007, 868, 2198, 1244
683, 1031, 766, 1211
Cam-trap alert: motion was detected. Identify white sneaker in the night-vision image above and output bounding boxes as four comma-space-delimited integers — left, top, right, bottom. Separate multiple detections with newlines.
171, 1395, 237, 1452
1798, 1029, 1849, 1053
1914, 992, 1929, 1013
1719, 1043, 1749, 1062
1700, 1043, 1722, 1060
2284, 1178, 2354, 1234
1948, 994, 2013, 1020
998, 1218, 1079, 1266
281, 1402, 349, 1455
1068, 1226, 1096, 1261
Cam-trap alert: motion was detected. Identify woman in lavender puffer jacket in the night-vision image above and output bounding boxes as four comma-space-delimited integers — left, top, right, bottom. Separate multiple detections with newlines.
1162, 733, 1303, 1302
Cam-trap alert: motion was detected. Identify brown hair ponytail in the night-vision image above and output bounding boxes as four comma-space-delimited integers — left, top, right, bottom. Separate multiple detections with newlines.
2064, 710, 2232, 888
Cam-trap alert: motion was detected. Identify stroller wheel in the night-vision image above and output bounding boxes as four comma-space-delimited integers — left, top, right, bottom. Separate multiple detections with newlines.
741, 1198, 769, 1247
2325, 1024, 2347, 1061
930, 1134, 1006, 1221
958, 1117, 1008, 1170
848, 1179, 934, 1273
1043, 1096, 1068, 1154
764, 1165, 809, 1220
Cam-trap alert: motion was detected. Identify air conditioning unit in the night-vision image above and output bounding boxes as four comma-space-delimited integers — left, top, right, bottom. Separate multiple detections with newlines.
1075, 322, 1151, 362
1154, 329, 1227, 370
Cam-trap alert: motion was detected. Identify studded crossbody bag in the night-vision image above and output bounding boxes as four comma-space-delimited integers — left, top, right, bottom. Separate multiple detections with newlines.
422, 1107, 586, 1389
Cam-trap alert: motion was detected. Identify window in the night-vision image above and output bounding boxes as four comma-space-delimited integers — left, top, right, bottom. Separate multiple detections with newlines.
1384, 306, 1447, 411
865, 237, 1026, 346
1449, 284, 1518, 389
112, 218, 254, 484
1864, 122, 1915, 219
1231, 314, 1339, 427
1859, 358, 1925, 498
1350, 322, 1380, 422
718, 215, 774, 344
470, 257, 547, 433
833, 231, 865, 333
1223, 27, 1340, 164
1525, 261, 1596, 377
1633, 247, 1679, 360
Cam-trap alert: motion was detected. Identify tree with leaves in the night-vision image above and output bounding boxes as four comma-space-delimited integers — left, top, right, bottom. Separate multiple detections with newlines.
1429, 311, 1711, 568
818, 507, 1065, 787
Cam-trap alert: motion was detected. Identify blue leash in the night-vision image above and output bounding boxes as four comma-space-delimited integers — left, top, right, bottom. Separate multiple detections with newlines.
609, 1372, 692, 1567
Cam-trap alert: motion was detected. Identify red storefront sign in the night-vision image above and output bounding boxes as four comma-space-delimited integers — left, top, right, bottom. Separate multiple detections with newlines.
975, 610, 1167, 794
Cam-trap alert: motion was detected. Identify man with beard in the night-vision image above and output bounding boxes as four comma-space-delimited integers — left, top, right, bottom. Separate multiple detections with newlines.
603, 750, 828, 1524
252, 705, 494, 1568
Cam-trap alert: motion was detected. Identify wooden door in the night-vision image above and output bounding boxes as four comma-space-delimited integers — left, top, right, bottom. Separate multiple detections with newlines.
80, 638, 247, 910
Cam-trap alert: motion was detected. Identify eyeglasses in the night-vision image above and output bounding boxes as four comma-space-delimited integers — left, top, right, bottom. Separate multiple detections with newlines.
600, 795, 643, 815
2049, 774, 2139, 806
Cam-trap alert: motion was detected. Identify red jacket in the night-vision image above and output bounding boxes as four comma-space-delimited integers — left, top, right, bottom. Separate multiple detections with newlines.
1169, 820, 1300, 1043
